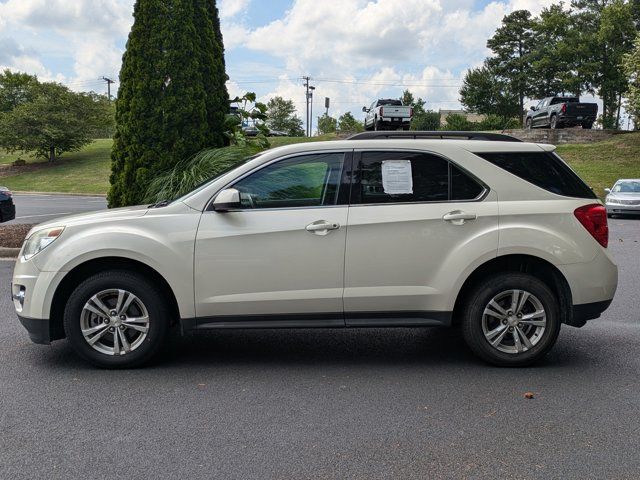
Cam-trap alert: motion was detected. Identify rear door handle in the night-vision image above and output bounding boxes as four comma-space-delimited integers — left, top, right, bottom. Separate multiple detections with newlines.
306, 220, 340, 235
443, 211, 477, 225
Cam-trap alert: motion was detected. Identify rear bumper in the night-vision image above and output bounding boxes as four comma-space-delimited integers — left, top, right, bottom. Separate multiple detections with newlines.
558, 114, 596, 125
569, 299, 612, 327
0, 201, 15, 222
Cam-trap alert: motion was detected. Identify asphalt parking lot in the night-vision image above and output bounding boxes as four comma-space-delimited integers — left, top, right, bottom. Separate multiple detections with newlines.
6, 194, 107, 224
1, 218, 639, 479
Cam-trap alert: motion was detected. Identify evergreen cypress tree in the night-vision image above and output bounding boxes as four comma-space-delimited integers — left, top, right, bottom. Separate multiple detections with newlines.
109, 0, 228, 207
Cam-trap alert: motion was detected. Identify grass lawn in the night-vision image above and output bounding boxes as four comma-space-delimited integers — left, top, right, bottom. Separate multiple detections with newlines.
0, 132, 638, 197
0, 139, 112, 194
556, 133, 640, 197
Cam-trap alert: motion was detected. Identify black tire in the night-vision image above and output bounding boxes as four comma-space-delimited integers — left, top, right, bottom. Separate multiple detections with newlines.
461, 273, 561, 367
550, 115, 558, 129
373, 118, 379, 131
582, 122, 593, 129
63, 270, 171, 368
525, 118, 532, 129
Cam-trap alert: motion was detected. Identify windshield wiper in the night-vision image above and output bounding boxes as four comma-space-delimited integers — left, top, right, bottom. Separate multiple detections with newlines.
148, 200, 171, 208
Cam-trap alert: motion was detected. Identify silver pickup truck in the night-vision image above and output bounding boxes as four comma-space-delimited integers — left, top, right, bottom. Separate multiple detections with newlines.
363, 99, 413, 131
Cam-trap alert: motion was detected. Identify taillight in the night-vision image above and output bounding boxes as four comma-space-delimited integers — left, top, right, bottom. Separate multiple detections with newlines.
410, 107, 413, 117
380, 107, 384, 117
561, 103, 567, 113
574, 204, 608, 248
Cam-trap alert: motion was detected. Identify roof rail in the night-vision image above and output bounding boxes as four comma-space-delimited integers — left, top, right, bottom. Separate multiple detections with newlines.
347, 131, 522, 142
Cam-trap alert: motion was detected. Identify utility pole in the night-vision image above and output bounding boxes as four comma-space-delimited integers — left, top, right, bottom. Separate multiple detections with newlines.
101, 76, 115, 101
302, 76, 311, 137
309, 86, 315, 136
325, 97, 330, 116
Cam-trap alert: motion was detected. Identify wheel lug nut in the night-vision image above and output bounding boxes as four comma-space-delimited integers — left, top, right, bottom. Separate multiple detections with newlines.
502, 320, 508, 325
120, 315, 126, 320
509, 327, 514, 332
518, 323, 523, 328
507, 311, 513, 316
119, 325, 125, 330
109, 327, 115, 332
104, 319, 109, 324
517, 313, 522, 318
110, 310, 117, 316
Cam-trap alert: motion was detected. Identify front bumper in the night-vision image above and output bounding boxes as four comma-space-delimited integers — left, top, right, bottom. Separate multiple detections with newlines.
17, 315, 51, 344
606, 203, 640, 215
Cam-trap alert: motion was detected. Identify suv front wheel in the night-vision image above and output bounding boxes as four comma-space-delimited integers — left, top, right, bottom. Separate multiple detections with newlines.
63, 270, 171, 368
461, 273, 561, 366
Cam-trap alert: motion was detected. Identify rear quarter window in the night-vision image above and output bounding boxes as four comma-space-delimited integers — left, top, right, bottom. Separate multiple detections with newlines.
477, 151, 596, 199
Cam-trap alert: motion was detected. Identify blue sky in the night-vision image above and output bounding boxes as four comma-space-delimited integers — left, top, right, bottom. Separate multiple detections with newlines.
1, 0, 586, 131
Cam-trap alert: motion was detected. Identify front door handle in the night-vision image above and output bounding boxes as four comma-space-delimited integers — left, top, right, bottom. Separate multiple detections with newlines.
306, 220, 340, 235
443, 211, 477, 225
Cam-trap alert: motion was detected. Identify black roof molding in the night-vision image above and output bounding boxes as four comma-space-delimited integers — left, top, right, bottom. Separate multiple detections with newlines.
347, 131, 522, 142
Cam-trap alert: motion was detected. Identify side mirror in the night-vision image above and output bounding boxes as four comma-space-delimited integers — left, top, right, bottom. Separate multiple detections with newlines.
362, 107, 368, 113
604, 188, 611, 194
530, 106, 537, 111
212, 188, 241, 212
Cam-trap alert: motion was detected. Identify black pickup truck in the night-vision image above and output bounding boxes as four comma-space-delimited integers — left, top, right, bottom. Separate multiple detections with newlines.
525, 97, 598, 129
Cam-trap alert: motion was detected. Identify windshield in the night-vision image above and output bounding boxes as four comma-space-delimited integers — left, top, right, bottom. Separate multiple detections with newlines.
613, 181, 640, 193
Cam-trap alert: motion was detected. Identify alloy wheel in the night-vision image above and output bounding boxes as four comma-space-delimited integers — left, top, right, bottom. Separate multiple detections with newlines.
80, 289, 150, 356
481, 289, 547, 354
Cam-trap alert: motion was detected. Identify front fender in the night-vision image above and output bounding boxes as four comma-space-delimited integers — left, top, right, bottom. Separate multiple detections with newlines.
32, 210, 201, 319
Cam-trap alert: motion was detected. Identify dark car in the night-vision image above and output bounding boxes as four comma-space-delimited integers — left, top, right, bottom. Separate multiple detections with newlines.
526, 97, 598, 129
0, 186, 16, 223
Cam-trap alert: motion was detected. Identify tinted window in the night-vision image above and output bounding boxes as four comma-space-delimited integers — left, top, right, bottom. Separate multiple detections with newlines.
233, 153, 345, 209
378, 99, 403, 106
477, 152, 596, 199
354, 151, 484, 204
451, 164, 484, 200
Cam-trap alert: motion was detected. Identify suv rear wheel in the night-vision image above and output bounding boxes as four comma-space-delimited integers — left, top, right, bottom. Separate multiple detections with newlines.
461, 273, 561, 366
63, 270, 170, 368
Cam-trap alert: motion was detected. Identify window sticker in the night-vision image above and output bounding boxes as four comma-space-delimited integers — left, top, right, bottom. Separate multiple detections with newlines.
381, 160, 413, 194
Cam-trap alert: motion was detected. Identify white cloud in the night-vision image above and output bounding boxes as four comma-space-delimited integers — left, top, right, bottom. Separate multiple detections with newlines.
219, 0, 251, 19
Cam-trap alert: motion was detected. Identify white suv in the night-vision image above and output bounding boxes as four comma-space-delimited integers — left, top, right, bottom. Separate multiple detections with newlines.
11, 132, 618, 368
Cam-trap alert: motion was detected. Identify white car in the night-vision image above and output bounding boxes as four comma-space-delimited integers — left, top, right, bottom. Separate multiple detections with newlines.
604, 179, 640, 217
11, 132, 618, 368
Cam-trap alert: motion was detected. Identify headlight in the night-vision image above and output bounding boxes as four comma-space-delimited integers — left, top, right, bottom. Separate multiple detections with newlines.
21, 226, 65, 260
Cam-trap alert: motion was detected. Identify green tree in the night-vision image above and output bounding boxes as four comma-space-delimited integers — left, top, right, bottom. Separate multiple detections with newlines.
411, 111, 440, 130
623, 33, 640, 128
337, 111, 363, 133
572, 0, 637, 128
109, 0, 229, 207
460, 62, 520, 122
317, 114, 337, 135
486, 10, 536, 125
530, 4, 582, 98
266, 96, 304, 136
0, 69, 39, 112
0, 82, 113, 162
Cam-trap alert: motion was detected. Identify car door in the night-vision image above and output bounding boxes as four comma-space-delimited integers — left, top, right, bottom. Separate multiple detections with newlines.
366, 101, 376, 127
194, 151, 351, 325
534, 99, 549, 126
343, 149, 499, 324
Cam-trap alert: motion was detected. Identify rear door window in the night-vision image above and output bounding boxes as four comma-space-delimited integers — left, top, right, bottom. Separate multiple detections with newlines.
352, 151, 485, 204
476, 151, 596, 199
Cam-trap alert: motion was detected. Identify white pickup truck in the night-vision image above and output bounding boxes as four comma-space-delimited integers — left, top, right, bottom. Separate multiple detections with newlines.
363, 99, 413, 131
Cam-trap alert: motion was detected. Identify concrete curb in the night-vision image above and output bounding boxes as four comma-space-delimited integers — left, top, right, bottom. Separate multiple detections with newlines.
12, 191, 107, 197
0, 247, 20, 258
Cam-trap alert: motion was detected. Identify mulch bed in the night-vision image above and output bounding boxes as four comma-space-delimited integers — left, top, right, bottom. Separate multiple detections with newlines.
0, 224, 35, 248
